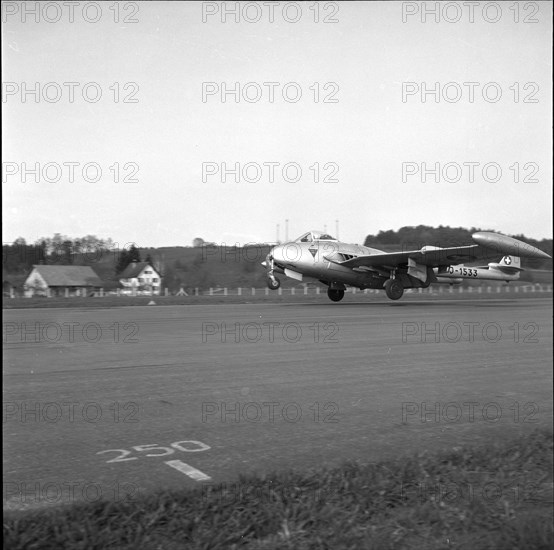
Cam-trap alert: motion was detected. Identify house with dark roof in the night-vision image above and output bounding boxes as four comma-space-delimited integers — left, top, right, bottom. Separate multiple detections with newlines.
24, 265, 104, 297
118, 262, 161, 295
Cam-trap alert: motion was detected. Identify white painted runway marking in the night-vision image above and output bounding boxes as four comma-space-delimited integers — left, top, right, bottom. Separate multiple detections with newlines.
165, 460, 211, 481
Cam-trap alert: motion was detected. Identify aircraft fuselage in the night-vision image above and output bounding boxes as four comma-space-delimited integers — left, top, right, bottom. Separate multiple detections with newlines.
262, 230, 549, 301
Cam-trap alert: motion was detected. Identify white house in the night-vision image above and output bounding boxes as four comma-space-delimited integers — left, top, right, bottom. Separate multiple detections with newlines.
118, 262, 161, 295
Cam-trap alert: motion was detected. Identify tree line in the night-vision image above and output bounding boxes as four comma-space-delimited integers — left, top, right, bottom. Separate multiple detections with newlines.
2, 234, 145, 276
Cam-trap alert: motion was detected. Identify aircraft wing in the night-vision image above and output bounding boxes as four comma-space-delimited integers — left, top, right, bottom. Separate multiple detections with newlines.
336, 244, 482, 269
334, 232, 551, 270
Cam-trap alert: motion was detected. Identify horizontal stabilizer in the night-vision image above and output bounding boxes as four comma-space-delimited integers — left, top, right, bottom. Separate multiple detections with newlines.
489, 255, 523, 272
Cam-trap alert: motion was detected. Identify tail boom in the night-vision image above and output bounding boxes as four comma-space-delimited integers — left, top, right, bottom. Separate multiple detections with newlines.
435, 257, 521, 282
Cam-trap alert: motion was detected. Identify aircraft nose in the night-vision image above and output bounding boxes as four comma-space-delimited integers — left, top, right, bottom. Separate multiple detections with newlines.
261, 247, 274, 268
270, 244, 285, 263
262, 244, 290, 268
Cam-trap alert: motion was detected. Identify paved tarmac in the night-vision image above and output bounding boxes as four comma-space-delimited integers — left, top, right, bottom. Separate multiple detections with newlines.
3, 298, 552, 510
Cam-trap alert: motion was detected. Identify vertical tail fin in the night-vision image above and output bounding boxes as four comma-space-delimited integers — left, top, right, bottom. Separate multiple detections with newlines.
499, 255, 520, 269
490, 255, 522, 271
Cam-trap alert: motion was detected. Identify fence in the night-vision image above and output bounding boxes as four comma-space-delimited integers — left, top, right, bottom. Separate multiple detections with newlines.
5, 284, 552, 299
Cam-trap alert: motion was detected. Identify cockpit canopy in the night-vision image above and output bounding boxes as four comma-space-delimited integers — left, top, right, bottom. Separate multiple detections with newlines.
294, 230, 338, 243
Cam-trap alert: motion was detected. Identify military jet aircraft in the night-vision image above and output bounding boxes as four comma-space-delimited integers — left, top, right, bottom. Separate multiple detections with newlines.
261, 230, 551, 301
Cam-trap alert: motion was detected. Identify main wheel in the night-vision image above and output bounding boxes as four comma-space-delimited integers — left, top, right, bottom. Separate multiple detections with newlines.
384, 279, 404, 300
267, 277, 280, 290
327, 288, 345, 302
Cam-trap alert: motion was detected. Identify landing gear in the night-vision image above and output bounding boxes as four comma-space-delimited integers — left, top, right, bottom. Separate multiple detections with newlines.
327, 288, 345, 302
266, 254, 281, 290
384, 279, 404, 300
267, 276, 280, 290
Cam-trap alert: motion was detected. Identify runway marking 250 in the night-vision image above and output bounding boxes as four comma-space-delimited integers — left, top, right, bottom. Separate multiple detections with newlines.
97, 440, 212, 481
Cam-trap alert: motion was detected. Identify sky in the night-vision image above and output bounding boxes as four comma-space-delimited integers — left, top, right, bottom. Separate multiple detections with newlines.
3, 1, 552, 247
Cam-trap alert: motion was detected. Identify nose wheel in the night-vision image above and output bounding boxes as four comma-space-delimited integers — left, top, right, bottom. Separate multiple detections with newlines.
327, 288, 345, 302
265, 253, 281, 290
384, 279, 404, 300
267, 276, 281, 290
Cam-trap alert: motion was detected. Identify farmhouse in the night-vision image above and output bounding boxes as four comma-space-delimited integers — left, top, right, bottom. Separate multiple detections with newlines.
118, 262, 161, 295
24, 265, 103, 297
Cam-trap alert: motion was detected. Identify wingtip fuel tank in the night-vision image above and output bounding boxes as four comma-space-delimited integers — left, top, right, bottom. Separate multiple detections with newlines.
472, 232, 551, 260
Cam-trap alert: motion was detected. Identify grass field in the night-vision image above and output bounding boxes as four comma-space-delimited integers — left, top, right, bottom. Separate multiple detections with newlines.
3, 429, 552, 549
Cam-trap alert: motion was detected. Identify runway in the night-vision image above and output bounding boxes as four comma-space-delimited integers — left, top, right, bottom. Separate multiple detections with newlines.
3, 298, 552, 510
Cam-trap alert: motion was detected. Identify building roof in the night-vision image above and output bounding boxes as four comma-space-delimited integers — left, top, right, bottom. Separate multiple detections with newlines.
30, 265, 103, 287
119, 262, 155, 279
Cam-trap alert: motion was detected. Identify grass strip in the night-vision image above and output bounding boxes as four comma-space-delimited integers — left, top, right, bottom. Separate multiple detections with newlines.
4, 429, 552, 549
